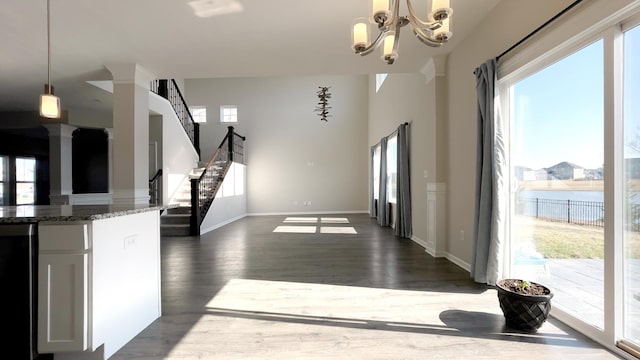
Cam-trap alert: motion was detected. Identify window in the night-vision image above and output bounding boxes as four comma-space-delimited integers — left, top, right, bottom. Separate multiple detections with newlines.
376, 73, 388, 93
220, 105, 238, 123
0, 155, 37, 205
218, 162, 245, 198
623, 22, 640, 351
190, 106, 207, 123
387, 135, 397, 204
15, 157, 36, 205
373, 145, 381, 200
0, 156, 6, 205
507, 40, 604, 329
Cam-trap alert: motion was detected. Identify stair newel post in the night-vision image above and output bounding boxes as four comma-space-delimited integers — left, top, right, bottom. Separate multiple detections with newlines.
227, 126, 235, 162
194, 122, 201, 160
158, 79, 168, 99
190, 178, 201, 236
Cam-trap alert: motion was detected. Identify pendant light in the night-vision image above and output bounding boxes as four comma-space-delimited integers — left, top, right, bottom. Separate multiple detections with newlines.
40, 0, 61, 118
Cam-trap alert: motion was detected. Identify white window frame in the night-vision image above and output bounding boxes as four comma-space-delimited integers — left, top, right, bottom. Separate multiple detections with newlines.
375, 73, 388, 93
497, 1, 640, 355
190, 106, 207, 123
220, 105, 238, 123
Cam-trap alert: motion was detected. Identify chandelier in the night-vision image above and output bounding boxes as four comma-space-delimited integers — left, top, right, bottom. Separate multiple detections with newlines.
351, 0, 453, 64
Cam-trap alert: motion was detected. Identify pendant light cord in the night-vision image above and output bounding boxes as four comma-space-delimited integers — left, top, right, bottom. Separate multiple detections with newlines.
47, 0, 52, 94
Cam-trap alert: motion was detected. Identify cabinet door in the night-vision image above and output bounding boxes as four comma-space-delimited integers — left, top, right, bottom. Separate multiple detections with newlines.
38, 253, 87, 353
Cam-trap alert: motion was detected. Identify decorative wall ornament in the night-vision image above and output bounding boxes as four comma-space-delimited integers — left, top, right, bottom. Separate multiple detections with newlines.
314, 86, 332, 122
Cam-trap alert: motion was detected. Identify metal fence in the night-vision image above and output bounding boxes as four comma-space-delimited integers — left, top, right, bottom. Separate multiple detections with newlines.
516, 197, 605, 227
516, 197, 640, 231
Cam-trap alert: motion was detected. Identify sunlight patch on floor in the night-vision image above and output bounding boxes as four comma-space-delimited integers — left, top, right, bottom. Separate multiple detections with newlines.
273, 226, 317, 233
283, 217, 318, 223
321, 217, 350, 224
320, 226, 357, 234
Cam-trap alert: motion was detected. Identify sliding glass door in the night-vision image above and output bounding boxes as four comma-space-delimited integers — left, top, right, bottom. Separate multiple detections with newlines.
500, 7, 640, 354
509, 39, 605, 329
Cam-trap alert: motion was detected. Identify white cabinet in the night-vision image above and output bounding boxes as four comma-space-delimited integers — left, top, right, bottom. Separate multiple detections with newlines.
37, 223, 90, 353
36, 210, 161, 359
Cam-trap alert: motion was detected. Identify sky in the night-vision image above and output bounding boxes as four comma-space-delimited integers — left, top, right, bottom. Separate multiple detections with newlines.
512, 39, 604, 170
512, 24, 640, 170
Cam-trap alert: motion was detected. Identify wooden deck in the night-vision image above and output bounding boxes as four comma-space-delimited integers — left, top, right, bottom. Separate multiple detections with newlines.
521, 258, 640, 341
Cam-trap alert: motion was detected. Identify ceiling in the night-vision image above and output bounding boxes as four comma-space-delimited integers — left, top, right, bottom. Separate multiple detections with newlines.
0, 0, 501, 114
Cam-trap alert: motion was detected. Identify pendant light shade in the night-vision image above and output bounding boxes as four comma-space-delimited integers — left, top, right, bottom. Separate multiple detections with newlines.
40, 91, 60, 118
41, 0, 61, 118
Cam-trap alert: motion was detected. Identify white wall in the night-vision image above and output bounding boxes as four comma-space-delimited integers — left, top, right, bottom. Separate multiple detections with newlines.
200, 163, 247, 234
368, 72, 435, 244
444, 0, 577, 268
185, 75, 369, 215
148, 93, 200, 205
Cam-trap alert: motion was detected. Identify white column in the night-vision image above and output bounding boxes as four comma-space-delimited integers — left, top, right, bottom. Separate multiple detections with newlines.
103, 128, 114, 195
106, 64, 155, 205
44, 124, 76, 205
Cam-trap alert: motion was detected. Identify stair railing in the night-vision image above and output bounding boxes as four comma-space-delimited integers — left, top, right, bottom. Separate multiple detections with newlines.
150, 79, 200, 158
190, 126, 246, 235
149, 169, 163, 205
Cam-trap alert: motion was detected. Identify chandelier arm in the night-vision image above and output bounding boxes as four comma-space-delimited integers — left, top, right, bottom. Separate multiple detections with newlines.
356, 30, 386, 56
405, 0, 442, 29
410, 24, 444, 48
387, 21, 403, 64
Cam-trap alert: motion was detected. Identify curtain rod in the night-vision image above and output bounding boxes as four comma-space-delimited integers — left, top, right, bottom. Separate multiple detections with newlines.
496, 0, 585, 62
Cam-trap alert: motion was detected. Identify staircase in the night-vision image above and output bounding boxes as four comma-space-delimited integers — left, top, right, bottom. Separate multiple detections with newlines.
159, 162, 225, 236
159, 126, 245, 237
159, 167, 203, 236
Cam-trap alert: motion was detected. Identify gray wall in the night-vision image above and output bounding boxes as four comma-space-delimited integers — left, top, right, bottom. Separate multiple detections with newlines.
368, 72, 436, 246
444, 0, 576, 267
185, 75, 369, 214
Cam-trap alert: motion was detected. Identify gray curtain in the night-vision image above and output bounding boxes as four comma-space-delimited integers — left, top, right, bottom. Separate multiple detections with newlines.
370, 145, 376, 218
377, 137, 389, 227
471, 58, 506, 285
395, 123, 412, 238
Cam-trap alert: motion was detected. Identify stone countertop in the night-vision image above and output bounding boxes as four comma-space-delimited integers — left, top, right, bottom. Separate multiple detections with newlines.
0, 204, 170, 223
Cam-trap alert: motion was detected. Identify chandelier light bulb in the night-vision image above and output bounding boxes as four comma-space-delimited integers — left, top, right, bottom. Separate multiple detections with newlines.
382, 32, 397, 61
352, 18, 370, 51
372, 0, 391, 24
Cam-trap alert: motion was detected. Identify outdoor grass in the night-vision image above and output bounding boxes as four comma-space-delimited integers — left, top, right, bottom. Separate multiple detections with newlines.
514, 216, 640, 259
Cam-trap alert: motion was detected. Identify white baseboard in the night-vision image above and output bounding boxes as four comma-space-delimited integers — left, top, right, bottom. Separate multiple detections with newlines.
410, 235, 471, 273
200, 214, 247, 235
248, 210, 369, 217
410, 235, 434, 256
445, 253, 471, 272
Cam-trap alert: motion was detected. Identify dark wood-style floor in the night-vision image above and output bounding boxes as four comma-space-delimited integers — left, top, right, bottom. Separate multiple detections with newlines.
110, 214, 622, 359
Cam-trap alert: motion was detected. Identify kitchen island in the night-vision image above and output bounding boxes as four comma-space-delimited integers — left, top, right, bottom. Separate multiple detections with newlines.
0, 204, 165, 360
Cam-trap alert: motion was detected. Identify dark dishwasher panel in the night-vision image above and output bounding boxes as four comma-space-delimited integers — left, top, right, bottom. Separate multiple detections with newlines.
0, 223, 50, 360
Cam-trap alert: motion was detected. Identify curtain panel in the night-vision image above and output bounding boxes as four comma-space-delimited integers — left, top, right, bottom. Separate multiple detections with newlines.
377, 137, 389, 227
395, 123, 412, 238
370, 145, 377, 218
471, 58, 507, 285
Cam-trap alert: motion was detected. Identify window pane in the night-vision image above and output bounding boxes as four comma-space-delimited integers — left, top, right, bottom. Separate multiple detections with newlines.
190, 106, 207, 123
235, 163, 245, 196
373, 145, 381, 200
623, 24, 640, 347
221, 105, 238, 123
387, 136, 397, 204
510, 40, 604, 329
0, 155, 5, 181
16, 182, 34, 205
16, 157, 35, 182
